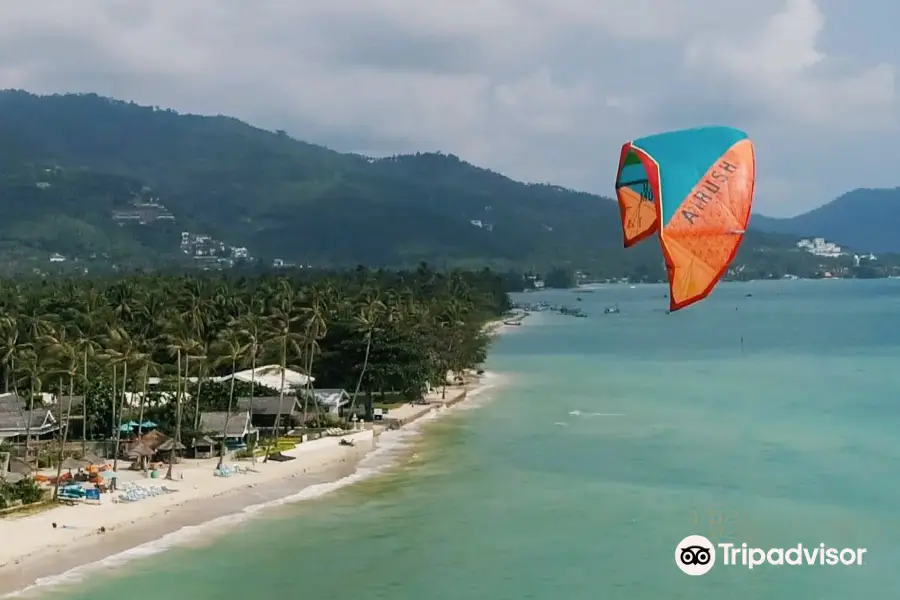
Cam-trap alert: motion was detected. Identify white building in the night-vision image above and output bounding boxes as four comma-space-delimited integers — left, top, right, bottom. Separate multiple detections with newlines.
796, 238, 843, 258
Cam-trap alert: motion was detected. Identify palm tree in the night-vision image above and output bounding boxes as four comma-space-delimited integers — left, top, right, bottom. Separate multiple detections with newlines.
299, 291, 328, 423
106, 327, 141, 476
436, 299, 466, 399
0, 267, 503, 483
263, 306, 303, 461
213, 330, 248, 469
190, 340, 209, 431
70, 319, 103, 454
15, 348, 43, 465
162, 325, 198, 480
347, 293, 385, 418
45, 330, 78, 501
234, 313, 266, 461
0, 315, 20, 393
134, 346, 159, 437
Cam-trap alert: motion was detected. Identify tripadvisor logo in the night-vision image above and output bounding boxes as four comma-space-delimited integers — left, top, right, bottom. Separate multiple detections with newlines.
674, 535, 867, 575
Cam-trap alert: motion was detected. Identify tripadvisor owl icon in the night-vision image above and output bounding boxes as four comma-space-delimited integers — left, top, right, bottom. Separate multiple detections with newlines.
676, 535, 716, 575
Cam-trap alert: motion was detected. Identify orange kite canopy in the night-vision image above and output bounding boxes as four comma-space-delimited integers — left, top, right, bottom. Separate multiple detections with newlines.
614, 126, 755, 311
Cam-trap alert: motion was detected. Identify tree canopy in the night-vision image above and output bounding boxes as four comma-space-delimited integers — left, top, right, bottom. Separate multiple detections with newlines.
0, 264, 510, 488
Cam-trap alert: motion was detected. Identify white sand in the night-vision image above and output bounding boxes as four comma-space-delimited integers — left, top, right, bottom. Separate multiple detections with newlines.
0, 367, 506, 596
0, 429, 374, 571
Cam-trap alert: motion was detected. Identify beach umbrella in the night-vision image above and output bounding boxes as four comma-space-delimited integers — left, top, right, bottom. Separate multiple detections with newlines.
126, 442, 154, 458
119, 421, 139, 432
156, 438, 186, 452
60, 457, 82, 470
140, 420, 158, 429
83, 453, 106, 465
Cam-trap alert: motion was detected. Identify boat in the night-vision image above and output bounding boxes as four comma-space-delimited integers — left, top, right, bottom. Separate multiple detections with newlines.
604, 303, 620, 314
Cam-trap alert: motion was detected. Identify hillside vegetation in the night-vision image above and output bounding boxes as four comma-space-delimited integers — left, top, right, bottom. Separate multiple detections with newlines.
751, 188, 900, 253
0, 90, 802, 276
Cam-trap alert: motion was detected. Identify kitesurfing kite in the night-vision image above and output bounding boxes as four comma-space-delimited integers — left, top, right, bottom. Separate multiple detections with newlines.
614, 126, 755, 312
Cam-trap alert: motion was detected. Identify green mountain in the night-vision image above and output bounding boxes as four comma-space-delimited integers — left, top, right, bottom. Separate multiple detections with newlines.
751, 188, 900, 254
0, 89, 802, 277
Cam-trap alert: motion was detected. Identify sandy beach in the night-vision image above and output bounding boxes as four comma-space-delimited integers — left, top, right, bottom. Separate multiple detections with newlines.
0, 374, 500, 597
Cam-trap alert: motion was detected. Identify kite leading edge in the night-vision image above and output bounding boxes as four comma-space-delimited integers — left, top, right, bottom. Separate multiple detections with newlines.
614, 126, 756, 312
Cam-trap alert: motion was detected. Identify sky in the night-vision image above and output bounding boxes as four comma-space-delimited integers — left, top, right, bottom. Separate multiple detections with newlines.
0, 0, 897, 217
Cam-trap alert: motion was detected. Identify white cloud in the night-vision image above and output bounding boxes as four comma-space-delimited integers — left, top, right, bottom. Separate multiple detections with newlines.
684, 0, 897, 131
0, 0, 894, 215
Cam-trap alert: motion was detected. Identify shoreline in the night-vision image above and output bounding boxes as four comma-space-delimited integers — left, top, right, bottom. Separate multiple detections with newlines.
0, 372, 507, 598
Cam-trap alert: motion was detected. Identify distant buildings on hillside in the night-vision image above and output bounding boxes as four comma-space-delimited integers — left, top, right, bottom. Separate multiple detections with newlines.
180, 231, 251, 269
795, 237, 877, 265
796, 237, 842, 257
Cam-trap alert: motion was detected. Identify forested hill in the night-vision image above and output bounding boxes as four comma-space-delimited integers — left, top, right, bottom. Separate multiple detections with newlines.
0, 90, 797, 275
750, 188, 900, 253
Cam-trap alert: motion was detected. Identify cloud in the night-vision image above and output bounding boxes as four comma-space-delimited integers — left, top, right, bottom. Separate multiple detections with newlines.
0, 0, 894, 216
684, 0, 896, 132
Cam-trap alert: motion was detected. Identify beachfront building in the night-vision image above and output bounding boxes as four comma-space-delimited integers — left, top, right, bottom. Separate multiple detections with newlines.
297, 388, 351, 416
0, 392, 59, 443
236, 396, 298, 430
143, 365, 313, 399
50, 395, 84, 426
199, 411, 258, 449
191, 436, 217, 459
211, 364, 314, 390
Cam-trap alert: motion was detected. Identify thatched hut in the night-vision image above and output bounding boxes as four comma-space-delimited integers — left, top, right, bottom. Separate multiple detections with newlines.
60, 457, 84, 471
83, 453, 105, 465
127, 442, 155, 471
155, 438, 186, 462
139, 429, 168, 451
191, 436, 216, 459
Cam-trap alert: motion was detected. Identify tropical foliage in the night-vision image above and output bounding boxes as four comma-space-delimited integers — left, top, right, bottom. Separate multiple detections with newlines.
0, 264, 509, 493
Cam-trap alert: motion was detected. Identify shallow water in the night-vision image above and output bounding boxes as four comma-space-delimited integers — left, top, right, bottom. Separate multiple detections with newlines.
26, 279, 900, 598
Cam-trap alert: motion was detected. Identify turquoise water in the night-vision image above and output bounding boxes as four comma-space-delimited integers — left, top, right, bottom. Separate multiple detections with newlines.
31, 280, 900, 598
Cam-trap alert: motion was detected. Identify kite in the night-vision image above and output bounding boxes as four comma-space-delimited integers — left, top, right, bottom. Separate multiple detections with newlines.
614, 126, 755, 312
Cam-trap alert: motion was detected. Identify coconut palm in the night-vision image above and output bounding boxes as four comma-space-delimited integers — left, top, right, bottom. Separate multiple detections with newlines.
161, 323, 199, 480
44, 329, 79, 501
0, 267, 505, 480
262, 305, 303, 461
347, 292, 385, 418
105, 327, 142, 475
299, 290, 328, 423
212, 329, 248, 469
69, 318, 104, 454
0, 315, 20, 393
233, 313, 267, 461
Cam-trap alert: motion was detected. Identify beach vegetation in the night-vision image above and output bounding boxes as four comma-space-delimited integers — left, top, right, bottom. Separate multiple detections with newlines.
0, 477, 44, 508
0, 264, 508, 489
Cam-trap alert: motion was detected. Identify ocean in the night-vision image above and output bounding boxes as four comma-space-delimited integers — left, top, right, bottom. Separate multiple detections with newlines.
24, 279, 900, 598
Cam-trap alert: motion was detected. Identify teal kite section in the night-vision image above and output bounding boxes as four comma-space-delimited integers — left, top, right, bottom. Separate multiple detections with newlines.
631, 126, 747, 225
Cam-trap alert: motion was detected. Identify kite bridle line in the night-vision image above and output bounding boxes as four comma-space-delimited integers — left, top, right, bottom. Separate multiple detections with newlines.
615, 178, 654, 202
